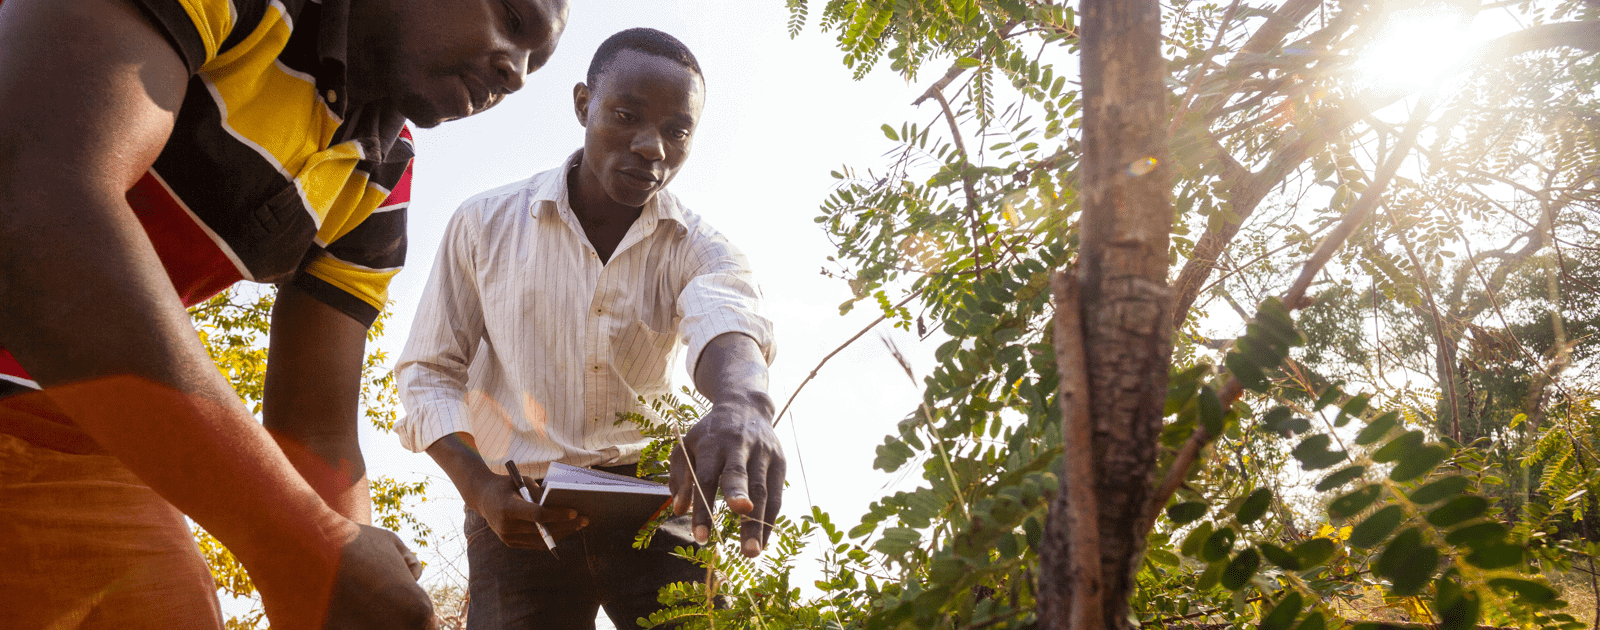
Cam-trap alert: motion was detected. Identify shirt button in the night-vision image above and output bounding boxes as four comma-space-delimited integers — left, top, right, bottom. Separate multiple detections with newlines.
325, 89, 338, 103
595, 308, 603, 315
592, 365, 602, 372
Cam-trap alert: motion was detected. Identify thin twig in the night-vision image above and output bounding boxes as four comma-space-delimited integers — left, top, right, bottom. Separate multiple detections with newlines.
773, 290, 924, 426
931, 87, 988, 282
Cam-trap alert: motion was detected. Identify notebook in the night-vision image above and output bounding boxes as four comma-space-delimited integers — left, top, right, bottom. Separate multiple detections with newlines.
539, 462, 673, 532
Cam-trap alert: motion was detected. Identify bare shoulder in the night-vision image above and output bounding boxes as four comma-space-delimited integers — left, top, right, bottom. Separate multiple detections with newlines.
0, 0, 188, 192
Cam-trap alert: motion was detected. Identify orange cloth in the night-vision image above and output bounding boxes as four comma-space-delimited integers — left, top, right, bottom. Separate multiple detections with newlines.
0, 430, 223, 629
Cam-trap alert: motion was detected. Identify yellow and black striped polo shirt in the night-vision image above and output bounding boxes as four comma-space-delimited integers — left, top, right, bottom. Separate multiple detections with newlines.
0, 0, 413, 395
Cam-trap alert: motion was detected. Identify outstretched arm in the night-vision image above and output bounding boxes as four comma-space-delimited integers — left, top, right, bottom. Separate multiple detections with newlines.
674, 332, 784, 558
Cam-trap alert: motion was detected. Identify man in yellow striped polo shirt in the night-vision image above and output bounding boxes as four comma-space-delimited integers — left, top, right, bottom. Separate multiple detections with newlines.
0, 0, 567, 627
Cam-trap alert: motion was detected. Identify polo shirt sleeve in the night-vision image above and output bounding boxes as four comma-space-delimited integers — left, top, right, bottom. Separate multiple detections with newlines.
289, 131, 413, 327
129, 0, 268, 74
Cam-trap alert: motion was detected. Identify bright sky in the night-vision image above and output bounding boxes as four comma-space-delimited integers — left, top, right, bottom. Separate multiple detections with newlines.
350, 0, 942, 619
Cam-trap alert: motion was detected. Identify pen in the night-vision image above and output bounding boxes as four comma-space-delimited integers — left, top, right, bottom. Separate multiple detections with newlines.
505, 460, 559, 558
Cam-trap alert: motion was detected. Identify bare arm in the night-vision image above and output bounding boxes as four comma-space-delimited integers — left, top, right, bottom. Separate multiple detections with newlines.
673, 332, 784, 557
0, 1, 428, 626
263, 284, 373, 523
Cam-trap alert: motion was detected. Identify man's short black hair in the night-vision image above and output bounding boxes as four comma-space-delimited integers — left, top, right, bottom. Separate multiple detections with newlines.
586, 28, 703, 88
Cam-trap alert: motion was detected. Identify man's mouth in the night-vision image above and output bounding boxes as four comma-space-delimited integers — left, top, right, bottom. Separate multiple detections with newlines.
462, 76, 489, 115
618, 169, 661, 187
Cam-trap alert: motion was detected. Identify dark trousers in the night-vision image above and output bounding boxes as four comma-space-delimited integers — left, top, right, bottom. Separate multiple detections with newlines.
464, 467, 707, 630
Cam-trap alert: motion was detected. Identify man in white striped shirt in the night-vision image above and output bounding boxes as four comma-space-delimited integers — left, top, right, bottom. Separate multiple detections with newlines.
395, 28, 782, 628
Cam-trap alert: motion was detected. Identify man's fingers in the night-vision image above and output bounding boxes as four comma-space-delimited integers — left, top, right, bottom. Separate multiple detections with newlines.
738, 455, 769, 558
692, 449, 726, 545
719, 460, 753, 515
763, 457, 786, 545
670, 441, 692, 515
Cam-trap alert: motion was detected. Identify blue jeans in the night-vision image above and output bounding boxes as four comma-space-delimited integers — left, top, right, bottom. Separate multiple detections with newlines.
463, 466, 708, 630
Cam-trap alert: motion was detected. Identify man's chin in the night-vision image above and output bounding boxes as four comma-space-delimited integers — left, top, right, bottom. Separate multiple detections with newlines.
395, 97, 450, 129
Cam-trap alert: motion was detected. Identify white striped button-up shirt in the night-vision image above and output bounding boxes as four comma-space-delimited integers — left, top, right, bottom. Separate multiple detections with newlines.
394, 159, 776, 479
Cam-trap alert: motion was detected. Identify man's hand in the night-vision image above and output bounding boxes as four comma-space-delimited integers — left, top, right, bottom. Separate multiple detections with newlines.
248, 521, 434, 629
469, 473, 588, 549
425, 432, 586, 550
677, 333, 784, 558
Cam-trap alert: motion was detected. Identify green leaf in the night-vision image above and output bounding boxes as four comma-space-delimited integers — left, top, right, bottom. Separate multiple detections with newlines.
1259, 543, 1301, 570
1444, 521, 1508, 549
1197, 559, 1225, 591
1260, 406, 1293, 433
1328, 485, 1382, 519
1338, 394, 1371, 424
1354, 411, 1399, 446
1291, 538, 1337, 569
1316, 466, 1366, 492
1237, 488, 1272, 525
1410, 476, 1470, 505
1348, 505, 1406, 549
1465, 543, 1523, 569
1148, 548, 1181, 567
881, 124, 899, 141
1436, 578, 1480, 630
1487, 577, 1558, 605
1259, 591, 1304, 630
1225, 352, 1269, 392
1376, 528, 1437, 596
1314, 385, 1343, 410
1221, 548, 1261, 591
1426, 496, 1488, 528
1296, 612, 1326, 630
1372, 431, 1424, 463
955, 56, 981, 68
1167, 501, 1208, 524
1203, 527, 1237, 562
1292, 434, 1347, 471
1199, 385, 1225, 435
1389, 444, 1449, 482
1181, 522, 1215, 558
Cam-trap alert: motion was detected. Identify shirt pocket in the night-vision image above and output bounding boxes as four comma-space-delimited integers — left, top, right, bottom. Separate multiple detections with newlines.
612, 319, 677, 392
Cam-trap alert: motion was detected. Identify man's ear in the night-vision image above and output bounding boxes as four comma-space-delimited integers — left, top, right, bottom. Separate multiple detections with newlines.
573, 82, 590, 126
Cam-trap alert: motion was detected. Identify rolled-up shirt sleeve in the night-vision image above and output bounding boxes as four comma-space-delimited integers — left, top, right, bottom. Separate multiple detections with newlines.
394, 205, 486, 452
677, 233, 777, 380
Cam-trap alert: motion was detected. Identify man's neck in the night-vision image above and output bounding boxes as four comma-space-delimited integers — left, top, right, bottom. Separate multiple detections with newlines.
567, 160, 642, 263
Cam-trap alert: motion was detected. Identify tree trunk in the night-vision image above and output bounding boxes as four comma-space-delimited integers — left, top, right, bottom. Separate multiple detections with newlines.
1040, 1, 1174, 630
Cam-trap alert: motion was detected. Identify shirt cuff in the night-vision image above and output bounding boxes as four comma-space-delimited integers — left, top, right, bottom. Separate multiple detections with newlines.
682, 308, 778, 381
395, 399, 474, 453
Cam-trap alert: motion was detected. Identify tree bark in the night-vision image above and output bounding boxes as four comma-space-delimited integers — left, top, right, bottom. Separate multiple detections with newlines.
1040, 1, 1173, 629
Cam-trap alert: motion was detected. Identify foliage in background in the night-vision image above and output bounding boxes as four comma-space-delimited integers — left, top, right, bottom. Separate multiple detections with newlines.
746, 0, 1600, 629
187, 286, 432, 628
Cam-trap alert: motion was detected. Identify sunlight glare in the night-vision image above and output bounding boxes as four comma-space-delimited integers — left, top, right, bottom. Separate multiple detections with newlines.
1354, 7, 1473, 90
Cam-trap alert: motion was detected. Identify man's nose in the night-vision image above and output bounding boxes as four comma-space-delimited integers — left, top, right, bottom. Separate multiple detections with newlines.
492, 52, 528, 94
631, 130, 665, 162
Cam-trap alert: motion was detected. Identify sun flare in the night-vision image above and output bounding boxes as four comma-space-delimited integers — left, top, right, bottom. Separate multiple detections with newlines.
1354, 7, 1474, 90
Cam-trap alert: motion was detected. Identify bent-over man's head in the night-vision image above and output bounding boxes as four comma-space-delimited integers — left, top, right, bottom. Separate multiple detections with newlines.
349, 0, 571, 127
571, 28, 705, 209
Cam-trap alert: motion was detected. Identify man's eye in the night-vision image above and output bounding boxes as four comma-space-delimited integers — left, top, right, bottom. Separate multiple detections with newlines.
671, 129, 691, 140
502, 1, 523, 32
615, 111, 636, 122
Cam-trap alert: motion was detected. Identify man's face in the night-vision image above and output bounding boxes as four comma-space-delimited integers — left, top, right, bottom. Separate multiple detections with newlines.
353, 0, 569, 128
573, 50, 705, 209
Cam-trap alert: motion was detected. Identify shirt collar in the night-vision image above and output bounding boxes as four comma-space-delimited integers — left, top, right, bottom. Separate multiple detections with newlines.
527, 150, 688, 233
314, 0, 352, 120
314, 0, 408, 161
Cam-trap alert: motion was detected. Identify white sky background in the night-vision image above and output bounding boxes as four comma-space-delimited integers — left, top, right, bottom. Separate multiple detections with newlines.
351, 0, 942, 618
